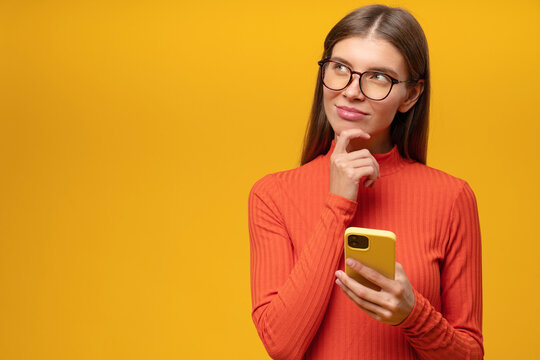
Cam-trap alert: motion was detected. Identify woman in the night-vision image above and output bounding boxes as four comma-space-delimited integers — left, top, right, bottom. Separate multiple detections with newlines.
248, 5, 483, 360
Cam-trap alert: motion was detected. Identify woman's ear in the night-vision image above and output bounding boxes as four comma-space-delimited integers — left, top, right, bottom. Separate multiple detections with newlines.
398, 79, 424, 113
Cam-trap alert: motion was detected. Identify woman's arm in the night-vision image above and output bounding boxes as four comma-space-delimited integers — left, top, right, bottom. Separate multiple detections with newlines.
398, 182, 483, 359
249, 178, 356, 360
335, 182, 483, 359
249, 130, 379, 359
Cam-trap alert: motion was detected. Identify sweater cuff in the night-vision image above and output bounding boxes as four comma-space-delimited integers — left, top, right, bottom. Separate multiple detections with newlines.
325, 193, 358, 222
398, 287, 424, 329
398, 287, 442, 338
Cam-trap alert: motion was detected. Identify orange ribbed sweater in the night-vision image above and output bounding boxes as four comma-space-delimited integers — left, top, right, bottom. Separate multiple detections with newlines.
248, 143, 483, 360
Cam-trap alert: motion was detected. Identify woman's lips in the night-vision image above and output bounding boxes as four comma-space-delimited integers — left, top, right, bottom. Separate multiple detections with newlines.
336, 105, 368, 121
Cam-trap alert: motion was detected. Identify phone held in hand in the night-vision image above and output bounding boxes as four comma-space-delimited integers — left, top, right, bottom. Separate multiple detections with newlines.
344, 227, 396, 291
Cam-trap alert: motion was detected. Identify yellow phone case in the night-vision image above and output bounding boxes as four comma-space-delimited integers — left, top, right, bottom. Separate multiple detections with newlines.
344, 227, 396, 291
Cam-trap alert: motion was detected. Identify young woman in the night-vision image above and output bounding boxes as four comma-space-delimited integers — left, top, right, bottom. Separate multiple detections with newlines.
248, 5, 483, 360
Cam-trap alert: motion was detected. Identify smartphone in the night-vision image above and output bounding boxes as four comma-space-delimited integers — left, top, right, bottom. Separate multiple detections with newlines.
344, 227, 396, 291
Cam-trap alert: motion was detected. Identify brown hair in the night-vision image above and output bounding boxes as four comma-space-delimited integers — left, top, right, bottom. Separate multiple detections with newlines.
300, 5, 430, 165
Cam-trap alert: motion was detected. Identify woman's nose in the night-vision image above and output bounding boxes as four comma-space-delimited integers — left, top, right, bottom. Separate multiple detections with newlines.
342, 74, 365, 100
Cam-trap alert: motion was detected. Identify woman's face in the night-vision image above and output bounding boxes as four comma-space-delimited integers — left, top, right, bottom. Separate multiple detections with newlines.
323, 36, 422, 151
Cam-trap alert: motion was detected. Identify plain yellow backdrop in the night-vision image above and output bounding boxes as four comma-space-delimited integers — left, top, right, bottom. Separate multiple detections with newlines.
1, 0, 539, 359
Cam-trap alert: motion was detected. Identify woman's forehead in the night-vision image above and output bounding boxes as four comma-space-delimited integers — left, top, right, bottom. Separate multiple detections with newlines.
331, 36, 407, 76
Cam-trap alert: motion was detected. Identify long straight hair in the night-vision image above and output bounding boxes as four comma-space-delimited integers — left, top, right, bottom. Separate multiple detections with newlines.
301, 5, 430, 165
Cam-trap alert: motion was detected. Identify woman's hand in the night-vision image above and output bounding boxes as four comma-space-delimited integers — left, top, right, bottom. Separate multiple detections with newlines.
329, 129, 380, 201
334, 258, 415, 326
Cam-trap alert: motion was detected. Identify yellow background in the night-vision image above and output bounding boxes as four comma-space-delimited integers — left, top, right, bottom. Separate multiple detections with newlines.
1, 0, 539, 358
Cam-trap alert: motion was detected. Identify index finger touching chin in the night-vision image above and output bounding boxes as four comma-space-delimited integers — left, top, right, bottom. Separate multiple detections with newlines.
334, 129, 370, 154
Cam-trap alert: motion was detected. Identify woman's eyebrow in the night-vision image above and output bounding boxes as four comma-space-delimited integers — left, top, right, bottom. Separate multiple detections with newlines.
330, 56, 399, 77
330, 56, 354, 67
369, 66, 399, 78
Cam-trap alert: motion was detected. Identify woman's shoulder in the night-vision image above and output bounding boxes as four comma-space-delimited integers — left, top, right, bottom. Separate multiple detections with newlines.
249, 154, 328, 198
403, 160, 476, 199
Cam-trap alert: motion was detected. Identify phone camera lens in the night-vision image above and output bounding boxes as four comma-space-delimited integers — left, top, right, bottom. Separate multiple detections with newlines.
348, 235, 369, 249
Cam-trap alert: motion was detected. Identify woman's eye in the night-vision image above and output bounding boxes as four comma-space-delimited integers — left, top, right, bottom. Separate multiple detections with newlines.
331, 63, 348, 73
368, 73, 390, 82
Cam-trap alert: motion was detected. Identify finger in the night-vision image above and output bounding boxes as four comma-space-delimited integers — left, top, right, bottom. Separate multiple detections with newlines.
391, 262, 410, 295
352, 167, 378, 185
395, 262, 405, 278
335, 269, 387, 308
334, 129, 371, 154
339, 148, 373, 161
393, 262, 412, 285
341, 157, 376, 169
335, 278, 388, 319
363, 171, 378, 187
341, 158, 379, 185
340, 151, 380, 179
345, 258, 394, 290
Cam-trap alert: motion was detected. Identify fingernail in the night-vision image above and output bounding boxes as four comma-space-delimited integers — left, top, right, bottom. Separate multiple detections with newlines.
335, 270, 341, 277
346, 258, 354, 266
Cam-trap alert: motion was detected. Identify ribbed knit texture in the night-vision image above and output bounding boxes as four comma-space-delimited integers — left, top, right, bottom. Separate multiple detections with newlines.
248, 142, 483, 360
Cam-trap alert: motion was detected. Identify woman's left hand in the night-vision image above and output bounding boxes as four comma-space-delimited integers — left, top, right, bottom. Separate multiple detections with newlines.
335, 259, 415, 326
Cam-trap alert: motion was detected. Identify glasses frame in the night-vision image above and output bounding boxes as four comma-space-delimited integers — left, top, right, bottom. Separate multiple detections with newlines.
318, 59, 415, 101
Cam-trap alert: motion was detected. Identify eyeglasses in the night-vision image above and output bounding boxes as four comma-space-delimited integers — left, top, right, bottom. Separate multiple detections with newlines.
318, 60, 414, 101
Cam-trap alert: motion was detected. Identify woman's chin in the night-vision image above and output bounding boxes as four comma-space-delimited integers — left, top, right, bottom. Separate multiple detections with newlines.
333, 124, 370, 137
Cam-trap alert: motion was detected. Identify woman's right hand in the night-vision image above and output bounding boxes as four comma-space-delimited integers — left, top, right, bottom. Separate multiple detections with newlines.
329, 129, 380, 201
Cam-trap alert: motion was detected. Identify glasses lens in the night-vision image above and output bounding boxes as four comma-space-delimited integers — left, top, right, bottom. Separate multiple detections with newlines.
361, 71, 393, 100
322, 61, 351, 90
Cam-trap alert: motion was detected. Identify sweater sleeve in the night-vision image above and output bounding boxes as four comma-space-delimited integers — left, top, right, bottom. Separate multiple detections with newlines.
399, 182, 484, 359
248, 175, 357, 360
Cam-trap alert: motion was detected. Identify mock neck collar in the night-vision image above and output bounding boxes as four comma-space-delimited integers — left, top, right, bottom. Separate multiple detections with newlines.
324, 141, 409, 177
